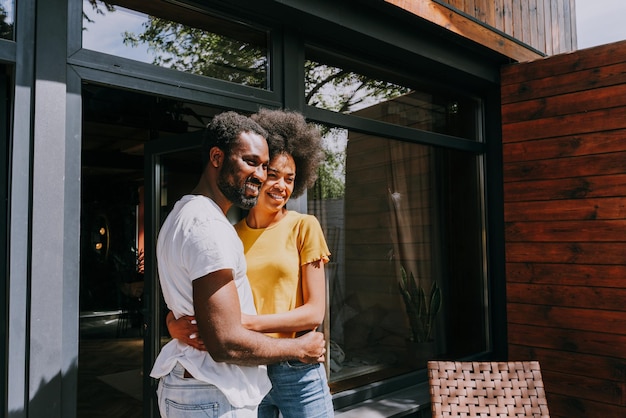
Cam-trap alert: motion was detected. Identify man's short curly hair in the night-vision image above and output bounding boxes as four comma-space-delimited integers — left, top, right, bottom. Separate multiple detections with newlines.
251, 108, 324, 199
202, 111, 268, 169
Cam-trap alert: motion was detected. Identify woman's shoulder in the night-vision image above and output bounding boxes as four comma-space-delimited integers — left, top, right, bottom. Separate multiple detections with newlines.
285, 211, 323, 230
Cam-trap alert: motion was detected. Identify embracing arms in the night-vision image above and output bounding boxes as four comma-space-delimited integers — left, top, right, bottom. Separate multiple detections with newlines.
177, 267, 325, 365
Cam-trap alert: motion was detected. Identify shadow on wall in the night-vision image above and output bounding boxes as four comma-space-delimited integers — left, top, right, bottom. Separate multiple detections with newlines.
7, 363, 76, 417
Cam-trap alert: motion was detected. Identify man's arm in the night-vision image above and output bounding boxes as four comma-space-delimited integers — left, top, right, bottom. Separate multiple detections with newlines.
192, 268, 325, 365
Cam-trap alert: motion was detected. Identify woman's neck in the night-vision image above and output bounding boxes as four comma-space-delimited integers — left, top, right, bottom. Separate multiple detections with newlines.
246, 207, 287, 228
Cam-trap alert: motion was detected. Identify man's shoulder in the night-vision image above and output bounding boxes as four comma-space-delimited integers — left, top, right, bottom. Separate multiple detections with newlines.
176, 195, 224, 219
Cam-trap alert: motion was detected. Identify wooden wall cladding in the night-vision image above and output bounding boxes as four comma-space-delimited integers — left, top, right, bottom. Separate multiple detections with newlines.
442, 0, 576, 55
386, 0, 576, 61
501, 40, 626, 417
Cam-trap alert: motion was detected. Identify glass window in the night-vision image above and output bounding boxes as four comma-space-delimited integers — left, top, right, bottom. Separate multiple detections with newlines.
306, 53, 488, 390
310, 126, 488, 390
82, 0, 269, 89
305, 57, 481, 141
0, 0, 14, 40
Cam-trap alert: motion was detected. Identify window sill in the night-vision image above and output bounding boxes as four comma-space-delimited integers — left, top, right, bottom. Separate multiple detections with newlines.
334, 381, 431, 418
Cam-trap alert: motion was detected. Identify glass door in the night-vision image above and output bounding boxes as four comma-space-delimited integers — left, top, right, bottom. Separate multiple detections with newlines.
78, 81, 226, 418
143, 130, 204, 417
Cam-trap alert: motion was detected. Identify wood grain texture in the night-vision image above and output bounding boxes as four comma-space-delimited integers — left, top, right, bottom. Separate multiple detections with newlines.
385, 0, 576, 59
502, 40, 626, 415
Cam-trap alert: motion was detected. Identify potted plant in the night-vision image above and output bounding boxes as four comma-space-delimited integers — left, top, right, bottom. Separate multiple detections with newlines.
398, 266, 442, 344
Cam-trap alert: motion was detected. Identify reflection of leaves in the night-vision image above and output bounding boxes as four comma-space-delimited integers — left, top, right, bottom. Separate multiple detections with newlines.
304, 62, 411, 199
305, 60, 411, 113
0, 4, 13, 39
311, 126, 346, 199
123, 17, 266, 88
83, 0, 115, 27
313, 147, 345, 199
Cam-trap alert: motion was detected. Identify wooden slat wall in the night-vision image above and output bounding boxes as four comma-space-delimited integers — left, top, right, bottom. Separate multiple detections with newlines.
441, 0, 576, 54
385, 0, 576, 62
501, 40, 626, 417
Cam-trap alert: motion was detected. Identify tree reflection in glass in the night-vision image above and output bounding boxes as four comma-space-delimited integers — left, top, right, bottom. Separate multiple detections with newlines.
0, 0, 14, 40
82, 0, 268, 88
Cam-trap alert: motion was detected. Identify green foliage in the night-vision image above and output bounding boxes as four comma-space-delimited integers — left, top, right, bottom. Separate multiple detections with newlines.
0, 4, 13, 39
312, 147, 345, 199
83, 0, 115, 27
398, 266, 442, 343
305, 60, 411, 113
122, 17, 267, 88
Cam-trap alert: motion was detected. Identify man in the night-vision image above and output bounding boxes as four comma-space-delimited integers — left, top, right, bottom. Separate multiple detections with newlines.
150, 111, 326, 418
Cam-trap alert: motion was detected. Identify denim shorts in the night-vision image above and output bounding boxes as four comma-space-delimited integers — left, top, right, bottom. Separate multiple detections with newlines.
258, 361, 334, 418
156, 363, 259, 418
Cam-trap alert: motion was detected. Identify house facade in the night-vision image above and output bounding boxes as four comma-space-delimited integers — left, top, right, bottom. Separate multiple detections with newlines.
1, 1, 580, 417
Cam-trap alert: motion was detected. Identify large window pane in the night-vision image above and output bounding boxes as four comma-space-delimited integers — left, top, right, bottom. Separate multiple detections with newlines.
311, 126, 488, 390
82, 0, 269, 89
0, 0, 14, 40
305, 57, 480, 141
306, 53, 487, 389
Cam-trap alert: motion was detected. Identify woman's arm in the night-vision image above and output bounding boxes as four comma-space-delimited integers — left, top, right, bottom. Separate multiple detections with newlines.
242, 259, 326, 334
168, 259, 327, 337
165, 311, 205, 350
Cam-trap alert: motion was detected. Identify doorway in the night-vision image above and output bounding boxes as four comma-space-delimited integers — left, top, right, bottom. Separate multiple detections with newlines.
77, 82, 223, 417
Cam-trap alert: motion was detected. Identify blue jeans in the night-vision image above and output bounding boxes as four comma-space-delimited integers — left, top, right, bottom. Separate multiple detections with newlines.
156, 363, 259, 418
258, 361, 334, 418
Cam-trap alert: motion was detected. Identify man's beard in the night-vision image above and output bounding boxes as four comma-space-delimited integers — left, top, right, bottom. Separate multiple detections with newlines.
217, 166, 260, 210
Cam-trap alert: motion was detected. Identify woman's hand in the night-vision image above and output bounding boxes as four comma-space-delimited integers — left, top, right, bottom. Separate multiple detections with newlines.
166, 312, 206, 351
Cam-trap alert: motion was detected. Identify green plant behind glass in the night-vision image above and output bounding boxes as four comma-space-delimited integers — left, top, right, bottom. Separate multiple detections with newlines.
398, 266, 442, 343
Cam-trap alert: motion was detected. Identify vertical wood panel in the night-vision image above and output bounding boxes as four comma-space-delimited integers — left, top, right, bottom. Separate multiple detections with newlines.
464, 0, 474, 16
562, 0, 573, 51
551, 0, 560, 53
503, 0, 513, 35
536, 0, 546, 55
473, 0, 487, 22
494, 0, 505, 31
543, 0, 553, 55
512, 0, 523, 40
558, 0, 566, 52
529, 0, 538, 49
483, 0, 495, 25
569, 0, 577, 49
519, 0, 530, 44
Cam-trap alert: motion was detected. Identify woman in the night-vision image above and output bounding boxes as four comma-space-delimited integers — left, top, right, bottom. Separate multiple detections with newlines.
168, 108, 334, 418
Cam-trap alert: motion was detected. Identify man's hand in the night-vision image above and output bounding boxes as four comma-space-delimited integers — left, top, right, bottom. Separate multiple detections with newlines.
295, 330, 326, 364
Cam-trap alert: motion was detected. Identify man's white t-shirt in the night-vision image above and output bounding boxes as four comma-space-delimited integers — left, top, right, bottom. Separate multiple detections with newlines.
150, 194, 271, 408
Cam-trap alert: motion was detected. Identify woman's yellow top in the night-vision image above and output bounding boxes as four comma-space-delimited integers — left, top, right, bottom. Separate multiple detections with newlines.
234, 211, 330, 338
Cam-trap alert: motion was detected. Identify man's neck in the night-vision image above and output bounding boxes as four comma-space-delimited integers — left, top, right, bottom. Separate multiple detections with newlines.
191, 182, 232, 215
